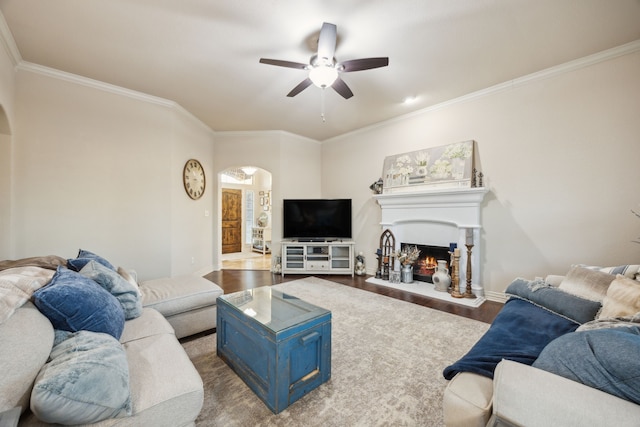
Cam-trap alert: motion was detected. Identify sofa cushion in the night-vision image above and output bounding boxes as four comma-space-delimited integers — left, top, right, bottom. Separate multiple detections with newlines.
119, 308, 175, 344
139, 275, 223, 317
558, 266, 616, 302
33, 267, 125, 339
80, 260, 143, 320
31, 330, 131, 424
598, 275, 640, 320
67, 249, 116, 272
533, 327, 640, 405
0, 266, 54, 324
123, 333, 203, 425
0, 302, 54, 414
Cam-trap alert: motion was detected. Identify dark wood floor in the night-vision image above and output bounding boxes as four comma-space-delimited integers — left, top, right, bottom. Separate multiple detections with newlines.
204, 270, 503, 324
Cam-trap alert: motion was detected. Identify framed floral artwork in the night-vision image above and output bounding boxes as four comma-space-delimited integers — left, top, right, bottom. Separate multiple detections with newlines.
381, 141, 476, 194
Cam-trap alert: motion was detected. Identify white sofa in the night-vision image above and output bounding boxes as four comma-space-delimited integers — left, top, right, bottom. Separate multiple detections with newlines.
1, 302, 204, 426
0, 254, 223, 426
489, 360, 640, 427
443, 265, 640, 427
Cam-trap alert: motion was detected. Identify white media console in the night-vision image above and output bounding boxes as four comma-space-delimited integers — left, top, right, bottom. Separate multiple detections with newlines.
281, 240, 355, 277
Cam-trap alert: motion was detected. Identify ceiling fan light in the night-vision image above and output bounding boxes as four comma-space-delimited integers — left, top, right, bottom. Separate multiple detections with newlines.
309, 66, 338, 88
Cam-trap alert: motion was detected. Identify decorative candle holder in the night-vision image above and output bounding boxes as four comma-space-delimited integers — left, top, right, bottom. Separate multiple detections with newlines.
465, 243, 477, 299
450, 248, 464, 298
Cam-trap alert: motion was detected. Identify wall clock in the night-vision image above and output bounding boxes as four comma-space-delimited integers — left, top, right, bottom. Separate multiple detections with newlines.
183, 159, 205, 200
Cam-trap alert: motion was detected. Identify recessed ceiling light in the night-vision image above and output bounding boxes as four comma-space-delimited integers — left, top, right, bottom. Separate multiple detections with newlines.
402, 96, 418, 104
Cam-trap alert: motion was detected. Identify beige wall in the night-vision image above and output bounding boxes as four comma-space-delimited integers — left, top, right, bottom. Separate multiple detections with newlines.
11, 68, 214, 280
322, 49, 640, 298
0, 30, 16, 260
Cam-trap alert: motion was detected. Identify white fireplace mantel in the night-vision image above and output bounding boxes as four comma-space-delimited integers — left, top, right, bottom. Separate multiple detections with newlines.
373, 187, 489, 296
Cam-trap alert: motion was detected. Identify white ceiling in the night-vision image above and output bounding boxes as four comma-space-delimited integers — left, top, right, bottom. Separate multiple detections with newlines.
1, 0, 639, 141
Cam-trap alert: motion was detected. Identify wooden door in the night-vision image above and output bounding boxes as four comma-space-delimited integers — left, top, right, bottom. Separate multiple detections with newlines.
222, 189, 242, 254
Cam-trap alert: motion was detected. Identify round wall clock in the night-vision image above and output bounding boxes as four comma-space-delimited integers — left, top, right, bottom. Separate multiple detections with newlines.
183, 159, 206, 200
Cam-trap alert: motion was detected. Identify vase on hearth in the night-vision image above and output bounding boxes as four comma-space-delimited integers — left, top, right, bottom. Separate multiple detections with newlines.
432, 260, 451, 292
401, 265, 413, 283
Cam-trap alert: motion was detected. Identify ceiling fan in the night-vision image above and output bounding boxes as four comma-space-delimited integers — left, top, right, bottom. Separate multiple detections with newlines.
259, 22, 389, 99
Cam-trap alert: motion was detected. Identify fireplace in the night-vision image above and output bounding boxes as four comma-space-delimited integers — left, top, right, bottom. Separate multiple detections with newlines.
374, 187, 489, 297
402, 243, 450, 283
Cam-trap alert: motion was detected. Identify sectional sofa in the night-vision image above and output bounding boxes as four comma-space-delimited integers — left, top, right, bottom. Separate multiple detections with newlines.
0, 252, 223, 426
443, 264, 640, 427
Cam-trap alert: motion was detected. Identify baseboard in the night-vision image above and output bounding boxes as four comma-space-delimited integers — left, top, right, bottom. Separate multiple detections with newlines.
485, 290, 508, 303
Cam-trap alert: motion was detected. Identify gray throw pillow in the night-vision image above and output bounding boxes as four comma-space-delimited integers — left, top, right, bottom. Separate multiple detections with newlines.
31, 330, 131, 424
80, 260, 142, 320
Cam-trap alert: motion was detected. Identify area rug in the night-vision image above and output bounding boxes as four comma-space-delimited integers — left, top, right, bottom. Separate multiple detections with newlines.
182, 276, 489, 427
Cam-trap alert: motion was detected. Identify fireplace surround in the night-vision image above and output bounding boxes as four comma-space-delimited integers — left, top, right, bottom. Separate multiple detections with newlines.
374, 187, 489, 296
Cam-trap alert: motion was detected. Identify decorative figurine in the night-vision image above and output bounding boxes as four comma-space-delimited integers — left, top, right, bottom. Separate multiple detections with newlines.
369, 178, 383, 194
354, 252, 366, 276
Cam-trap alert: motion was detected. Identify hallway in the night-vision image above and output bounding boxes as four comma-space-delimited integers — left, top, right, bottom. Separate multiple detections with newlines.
220, 252, 271, 270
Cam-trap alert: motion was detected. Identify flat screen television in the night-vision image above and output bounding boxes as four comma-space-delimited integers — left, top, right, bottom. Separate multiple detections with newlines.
282, 199, 352, 241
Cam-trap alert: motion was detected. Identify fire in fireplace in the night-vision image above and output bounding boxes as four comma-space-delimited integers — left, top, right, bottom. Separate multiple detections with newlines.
401, 243, 451, 283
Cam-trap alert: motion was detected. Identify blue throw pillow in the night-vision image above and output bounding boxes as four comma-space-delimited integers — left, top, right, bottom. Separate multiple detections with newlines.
533, 327, 640, 405
31, 330, 131, 424
79, 260, 142, 320
33, 267, 125, 339
505, 278, 602, 324
67, 249, 116, 272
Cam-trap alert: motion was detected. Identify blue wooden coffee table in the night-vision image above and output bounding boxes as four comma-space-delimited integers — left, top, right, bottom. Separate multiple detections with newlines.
216, 287, 331, 413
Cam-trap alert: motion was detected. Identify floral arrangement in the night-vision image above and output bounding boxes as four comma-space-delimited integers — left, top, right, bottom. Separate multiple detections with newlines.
443, 142, 472, 159
394, 154, 414, 175
429, 159, 452, 178
414, 151, 430, 166
414, 151, 430, 176
395, 245, 421, 266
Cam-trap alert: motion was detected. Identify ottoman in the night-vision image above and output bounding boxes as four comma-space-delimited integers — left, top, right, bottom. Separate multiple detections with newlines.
139, 275, 224, 339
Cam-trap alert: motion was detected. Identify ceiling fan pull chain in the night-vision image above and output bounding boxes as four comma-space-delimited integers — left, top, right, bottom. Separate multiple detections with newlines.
320, 88, 327, 123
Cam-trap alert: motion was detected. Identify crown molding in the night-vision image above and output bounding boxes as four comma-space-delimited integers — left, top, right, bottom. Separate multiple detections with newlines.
215, 129, 320, 144
18, 61, 175, 107
17, 61, 214, 134
0, 10, 21, 66
325, 39, 640, 144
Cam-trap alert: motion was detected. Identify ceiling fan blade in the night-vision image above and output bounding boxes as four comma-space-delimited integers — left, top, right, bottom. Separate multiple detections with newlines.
317, 22, 337, 61
259, 58, 308, 70
287, 78, 313, 97
331, 77, 353, 99
339, 57, 389, 72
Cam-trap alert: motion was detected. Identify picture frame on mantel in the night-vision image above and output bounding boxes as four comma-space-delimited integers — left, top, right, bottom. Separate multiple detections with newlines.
381, 140, 477, 194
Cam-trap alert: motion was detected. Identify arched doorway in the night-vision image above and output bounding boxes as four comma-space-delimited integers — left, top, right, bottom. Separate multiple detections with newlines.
219, 166, 272, 270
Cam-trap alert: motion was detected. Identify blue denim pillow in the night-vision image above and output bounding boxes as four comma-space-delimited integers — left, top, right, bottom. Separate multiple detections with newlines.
506, 278, 602, 324
33, 267, 125, 339
533, 327, 640, 405
79, 260, 142, 320
67, 249, 116, 272
31, 330, 131, 424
